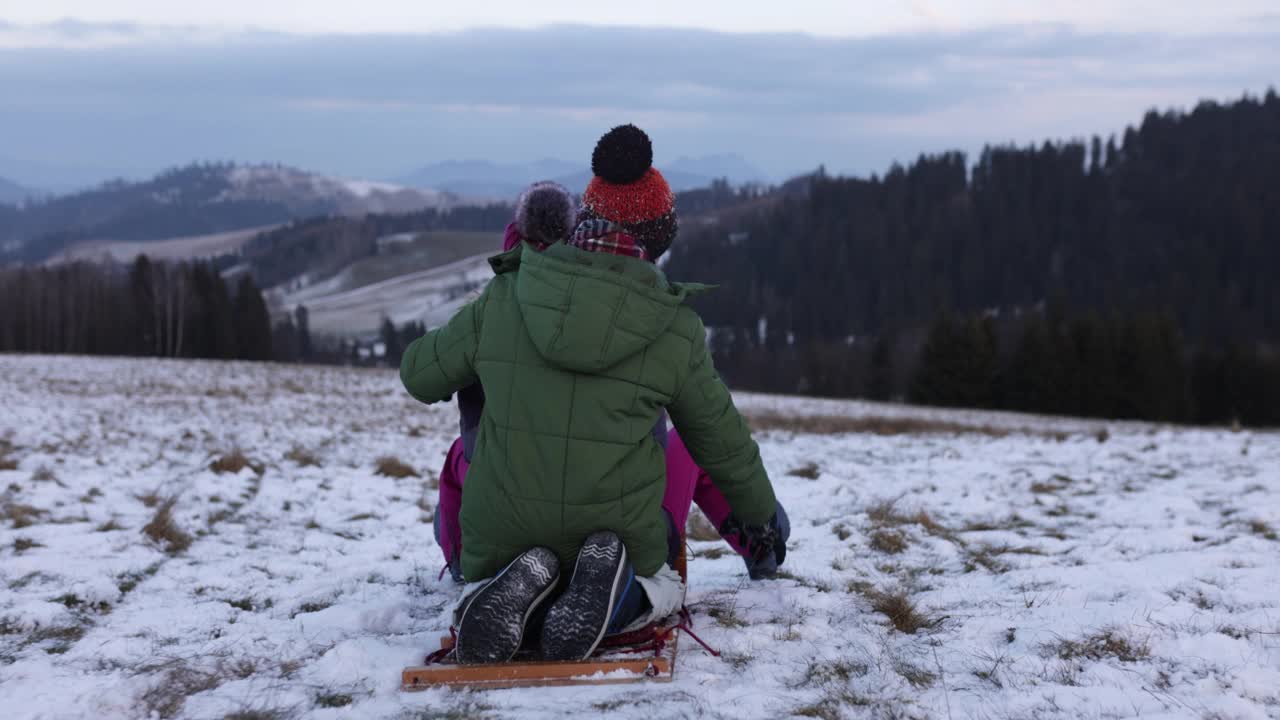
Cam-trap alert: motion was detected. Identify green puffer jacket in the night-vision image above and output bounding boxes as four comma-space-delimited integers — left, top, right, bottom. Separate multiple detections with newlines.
400, 242, 776, 581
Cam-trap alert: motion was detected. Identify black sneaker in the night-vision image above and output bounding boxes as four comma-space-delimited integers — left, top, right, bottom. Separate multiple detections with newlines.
454, 546, 560, 665
540, 531, 635, 661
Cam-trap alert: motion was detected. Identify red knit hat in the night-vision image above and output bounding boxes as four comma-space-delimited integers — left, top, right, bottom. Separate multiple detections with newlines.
581, 125, 678, 259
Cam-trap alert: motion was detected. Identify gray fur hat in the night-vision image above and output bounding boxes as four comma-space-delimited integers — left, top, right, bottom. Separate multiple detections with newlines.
515, 181, 576, 246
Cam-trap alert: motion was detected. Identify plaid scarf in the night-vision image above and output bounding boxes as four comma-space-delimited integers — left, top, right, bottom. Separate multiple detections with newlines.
569, 219, 649, 261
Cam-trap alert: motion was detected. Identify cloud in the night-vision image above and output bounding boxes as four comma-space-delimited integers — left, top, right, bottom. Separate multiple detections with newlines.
0, 22, 1275, 186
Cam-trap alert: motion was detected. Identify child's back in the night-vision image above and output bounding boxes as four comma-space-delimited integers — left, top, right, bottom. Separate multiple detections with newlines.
403, 239, 776, 580
400, 125, 780, 664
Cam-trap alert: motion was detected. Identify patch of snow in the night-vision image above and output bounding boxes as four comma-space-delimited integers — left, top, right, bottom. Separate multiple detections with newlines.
342, 179, 407, 198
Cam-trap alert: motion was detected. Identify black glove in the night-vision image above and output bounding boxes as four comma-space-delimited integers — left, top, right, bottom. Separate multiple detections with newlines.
719, 503, 790, 579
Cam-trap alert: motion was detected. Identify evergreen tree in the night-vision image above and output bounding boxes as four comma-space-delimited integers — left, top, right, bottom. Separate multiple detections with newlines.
910, 310, 960, 406
868, 334, 894, 401
233, 275, 273, 361
0, 258, 275, 363
129, 255, 157, 356
380, 316, 401, 365
273, 316, 299, 363
295, 305, 312, 361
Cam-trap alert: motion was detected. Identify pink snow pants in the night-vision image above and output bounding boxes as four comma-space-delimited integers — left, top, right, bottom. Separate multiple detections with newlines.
434, 430, 746, 574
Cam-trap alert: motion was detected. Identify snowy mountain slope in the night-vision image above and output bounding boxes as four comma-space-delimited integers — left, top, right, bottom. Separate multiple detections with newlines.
1, 163, 455, 264
0, 355, 1277, 719
47, 225, 281, 265
223, 165, 452, 216
274, 249, 496, 335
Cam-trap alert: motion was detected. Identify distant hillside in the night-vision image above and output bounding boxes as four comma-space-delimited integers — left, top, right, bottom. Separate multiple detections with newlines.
272, 241, 497, 336
396, 154, 770, 198
241, 179, 768, 302
239, 204, 513, 290
0, 163, 453, 264
47, 226, 279, 266
235, 178, 773, 335
667, 91, 1280, 423
0, 176, 42, 206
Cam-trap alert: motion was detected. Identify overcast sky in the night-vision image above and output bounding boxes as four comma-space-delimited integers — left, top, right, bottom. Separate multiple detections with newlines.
7, 1, 1278, 36
1, 3, 1277, 189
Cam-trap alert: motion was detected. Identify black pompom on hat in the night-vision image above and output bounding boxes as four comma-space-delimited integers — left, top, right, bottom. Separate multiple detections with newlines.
591, 124, 654, 185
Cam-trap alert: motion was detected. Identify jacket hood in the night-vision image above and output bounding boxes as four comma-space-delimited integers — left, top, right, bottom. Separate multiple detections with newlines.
491, 242, 703, 373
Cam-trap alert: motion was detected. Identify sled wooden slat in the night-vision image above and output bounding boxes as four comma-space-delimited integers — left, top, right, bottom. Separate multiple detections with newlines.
401, 627, 678, 690
401, 540, 688, 690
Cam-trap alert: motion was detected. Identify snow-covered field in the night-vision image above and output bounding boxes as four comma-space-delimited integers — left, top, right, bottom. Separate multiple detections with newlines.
1, 355, 1277, 720
274, 251, 493, 336
49, 226, 281, 266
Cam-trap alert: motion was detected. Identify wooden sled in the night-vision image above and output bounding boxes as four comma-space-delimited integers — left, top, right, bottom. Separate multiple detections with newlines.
402, 544, 688, 691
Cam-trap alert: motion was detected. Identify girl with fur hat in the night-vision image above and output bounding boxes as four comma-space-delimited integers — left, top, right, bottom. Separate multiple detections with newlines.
403, 126, 787, 664
434, 179, 788, 587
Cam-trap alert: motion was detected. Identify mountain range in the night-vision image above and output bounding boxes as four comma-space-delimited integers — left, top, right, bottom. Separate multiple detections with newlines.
0, 163, 455, 264
0, 176, 43, 206
395, 154, 771, 199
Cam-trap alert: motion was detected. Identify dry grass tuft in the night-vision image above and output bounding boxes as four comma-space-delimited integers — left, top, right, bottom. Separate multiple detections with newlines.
987, 544, 1045, 556
0, 439, 17, 470
909, 510, 951, 538
141, 498, 193, 555
796, 658, 869, 688
793, 693, 873, 720
95, 517, 125, 532
745, 410, 1066, 439
224, 711, 287, 720
136, 491, 163, 508
13, 537, 44, 553
707, 605, 747, 628
963, 546, 1008, 574
374, 456, 418, 479
27, 623, 87, 654
855, 587, 940, 634
137, 664, 223, 719
790, 662, 875, 720
31, 466, 58, 483
962, 515, 1034, 532
291, 600, 333, 618
787, 462, 821, 480
4, 501, 46, 529
210, 450, 264, 476
284, 446, 320, 467
394, 701, 496, 720
1249, 520, 1277, 541
1047, 627, 1151, 663
1031, 474, 1073, 494
116, 566, 158, 594
686, 508, 721, 541
695, 546, 728, 559
315, 692, 354, 708
869, 529, 908, 554
866, 500, 955, 541
865, 500, 899, 525
893, 658, 938, 688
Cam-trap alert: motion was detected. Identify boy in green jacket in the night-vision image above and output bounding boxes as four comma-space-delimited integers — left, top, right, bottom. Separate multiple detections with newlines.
400, 125, 784, 664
